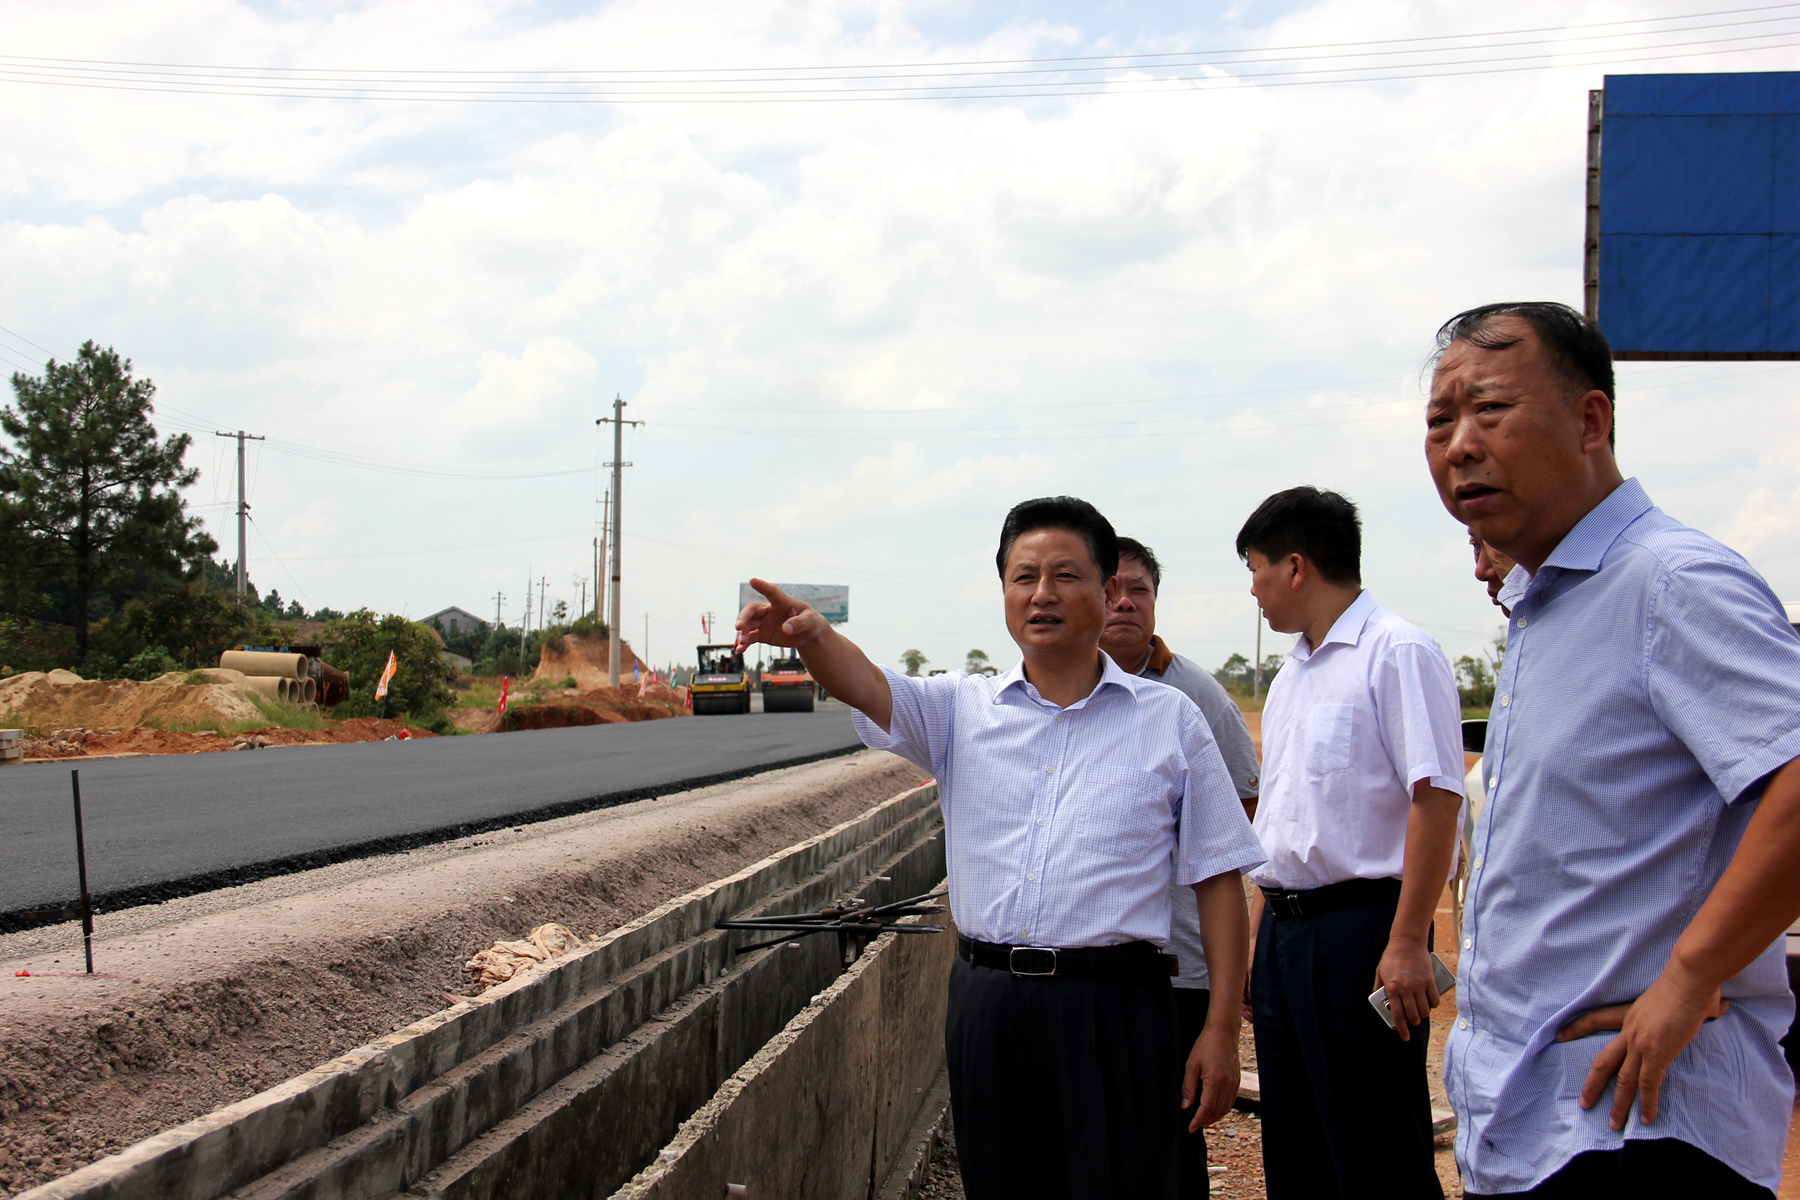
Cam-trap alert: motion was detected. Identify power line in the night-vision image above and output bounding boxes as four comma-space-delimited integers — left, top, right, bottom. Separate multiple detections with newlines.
0, 8, 1794, 103
3, 4, 1793, 78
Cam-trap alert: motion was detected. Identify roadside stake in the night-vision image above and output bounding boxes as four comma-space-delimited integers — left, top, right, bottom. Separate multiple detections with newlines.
71, 768, 94, 974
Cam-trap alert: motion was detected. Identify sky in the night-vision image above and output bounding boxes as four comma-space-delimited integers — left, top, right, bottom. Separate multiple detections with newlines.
2, 0, 1797, 676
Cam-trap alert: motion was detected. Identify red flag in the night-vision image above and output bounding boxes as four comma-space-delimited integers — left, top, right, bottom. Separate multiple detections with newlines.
498, 676, 510, 716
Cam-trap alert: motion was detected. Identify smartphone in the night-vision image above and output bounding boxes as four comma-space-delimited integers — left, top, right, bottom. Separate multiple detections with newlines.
1369, 952, 1457, 1030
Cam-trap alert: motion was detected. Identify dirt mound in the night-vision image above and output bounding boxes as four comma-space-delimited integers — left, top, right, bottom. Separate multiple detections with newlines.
19, 719, 433, 760
532, 635, 649, 687
449, 708, 501, 734
0, 671, 262, 732
506, 705, 621, 731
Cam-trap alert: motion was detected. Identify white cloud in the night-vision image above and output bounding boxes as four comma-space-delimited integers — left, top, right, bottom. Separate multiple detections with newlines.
3, 0, 1798, 673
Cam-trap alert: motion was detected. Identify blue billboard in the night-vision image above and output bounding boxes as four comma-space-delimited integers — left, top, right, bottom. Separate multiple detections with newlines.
1593, 72, 1800, 360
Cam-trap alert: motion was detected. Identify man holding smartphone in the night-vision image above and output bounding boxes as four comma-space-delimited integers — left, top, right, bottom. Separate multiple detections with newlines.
1237, 486, 1465, 1199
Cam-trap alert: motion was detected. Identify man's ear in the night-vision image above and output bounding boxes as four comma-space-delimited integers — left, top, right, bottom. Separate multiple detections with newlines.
1287, 553, 1308, 593
1103, 574, 1122, 605
1577, 388, 1614, 456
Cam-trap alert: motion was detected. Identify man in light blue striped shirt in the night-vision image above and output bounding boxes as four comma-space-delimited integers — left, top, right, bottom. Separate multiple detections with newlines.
1427, 301, 1800, 1197
735, 497, 1265, 1200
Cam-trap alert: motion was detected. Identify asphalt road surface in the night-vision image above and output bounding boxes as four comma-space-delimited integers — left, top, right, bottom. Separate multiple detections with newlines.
0, 705, 863, 923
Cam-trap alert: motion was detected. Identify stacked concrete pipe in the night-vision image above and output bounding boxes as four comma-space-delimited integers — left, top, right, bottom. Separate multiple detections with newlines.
220, 651, 318, 706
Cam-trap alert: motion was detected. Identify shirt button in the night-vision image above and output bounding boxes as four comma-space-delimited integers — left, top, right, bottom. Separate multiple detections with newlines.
1055, 714, 1065, 723
1026, 873, 1037, 882
1500, 695, 1510, 707
1463, 937, 1473, 950
1473, 856, 1483, 870
1516, 618, 1527, 628
1044, 766, 1054, 775
1488, 776, 1497, 790
1036, 818, 1045, 827
1458, 1017, 1470, 1030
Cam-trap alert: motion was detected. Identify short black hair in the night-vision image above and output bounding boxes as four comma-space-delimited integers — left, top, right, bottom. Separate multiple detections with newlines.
1235, 486, 1362, 586
1115, 536, 1162, 592
1433, 301, 1617, 448
996, 496, 1118, 581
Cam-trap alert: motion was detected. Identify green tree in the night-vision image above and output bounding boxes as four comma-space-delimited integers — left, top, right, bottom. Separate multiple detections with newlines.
964, 648, 990, 674
125, 585, 266, 668
323, 609, 456, 719
0, 343, 216, 659
900, 648, 928, 676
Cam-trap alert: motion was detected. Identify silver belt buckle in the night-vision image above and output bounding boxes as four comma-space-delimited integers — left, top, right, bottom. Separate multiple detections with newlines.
1009, 946, 1058, 977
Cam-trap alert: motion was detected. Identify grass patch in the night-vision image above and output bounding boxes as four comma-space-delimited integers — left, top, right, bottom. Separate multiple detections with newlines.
247, 693, 329, 731
183, 669, 208, 685
1462, 707, 1491, 720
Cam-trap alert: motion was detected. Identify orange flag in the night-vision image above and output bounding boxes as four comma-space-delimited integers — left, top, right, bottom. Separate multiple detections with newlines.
374, 650, 398, 700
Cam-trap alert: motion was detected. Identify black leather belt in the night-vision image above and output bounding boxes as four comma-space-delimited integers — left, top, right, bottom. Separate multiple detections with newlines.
957, 934, 1177, 980
1260, 876, 1402, 919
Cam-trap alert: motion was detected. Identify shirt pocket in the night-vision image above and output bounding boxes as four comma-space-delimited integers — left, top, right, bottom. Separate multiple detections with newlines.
1303, 703, 1356, 779
1073, 766, 1176, 863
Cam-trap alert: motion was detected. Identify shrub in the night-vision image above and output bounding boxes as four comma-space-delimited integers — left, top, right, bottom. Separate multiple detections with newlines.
320, 609, 457, 719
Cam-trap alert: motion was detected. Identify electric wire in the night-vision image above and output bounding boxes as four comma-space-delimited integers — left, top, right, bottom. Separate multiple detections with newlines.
1, 7, 1796, 103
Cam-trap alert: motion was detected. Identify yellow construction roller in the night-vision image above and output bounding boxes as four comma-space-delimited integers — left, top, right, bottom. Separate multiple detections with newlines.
221, 650, 308, 679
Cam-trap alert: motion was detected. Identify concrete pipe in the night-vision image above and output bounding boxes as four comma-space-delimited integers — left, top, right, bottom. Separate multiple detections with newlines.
221, 650, 308, 679
243, 676, 289, 700
299, 678, 317, 705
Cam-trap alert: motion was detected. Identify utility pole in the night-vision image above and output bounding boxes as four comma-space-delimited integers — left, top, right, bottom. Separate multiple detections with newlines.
213, 430, 265, 595
597, 398, 641, 687
578, 579, 587, 622
538, 576, 547, 631
595, 488, 609, 627
494, 591, 505, 628
521, 570, 531, 667
1253, 608, 1263, 702
643, 611, 650, 671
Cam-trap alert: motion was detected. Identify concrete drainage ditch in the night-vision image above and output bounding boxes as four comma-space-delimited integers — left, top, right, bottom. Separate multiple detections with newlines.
23, 781, 950, 1200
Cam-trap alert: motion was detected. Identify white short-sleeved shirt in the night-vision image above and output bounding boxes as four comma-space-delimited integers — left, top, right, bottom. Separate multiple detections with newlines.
1251, 590, 1465, 891
854, 654, 1265, 949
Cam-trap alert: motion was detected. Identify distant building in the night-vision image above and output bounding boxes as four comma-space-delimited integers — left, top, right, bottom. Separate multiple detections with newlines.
426, 606, 487, 636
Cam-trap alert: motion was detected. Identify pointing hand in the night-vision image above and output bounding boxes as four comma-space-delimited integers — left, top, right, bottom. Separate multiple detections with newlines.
736, 578, 830, 651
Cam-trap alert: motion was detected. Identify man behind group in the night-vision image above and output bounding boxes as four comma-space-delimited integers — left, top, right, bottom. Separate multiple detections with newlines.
1238, 485, 1465, 1199
734, 496, 1265, 1199
1100, 535, 1261, 1200
1427, 301, 1800, 1197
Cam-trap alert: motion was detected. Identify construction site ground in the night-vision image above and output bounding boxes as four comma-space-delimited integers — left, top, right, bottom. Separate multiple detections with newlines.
0, 750, 928, 1195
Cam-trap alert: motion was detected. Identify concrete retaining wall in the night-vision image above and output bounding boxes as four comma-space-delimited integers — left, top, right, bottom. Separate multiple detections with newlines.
22, 782, 944, 1200
614, 890, 958, 1200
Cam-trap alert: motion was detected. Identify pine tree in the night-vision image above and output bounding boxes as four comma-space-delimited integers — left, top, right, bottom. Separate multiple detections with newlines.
0, 342, 216, 659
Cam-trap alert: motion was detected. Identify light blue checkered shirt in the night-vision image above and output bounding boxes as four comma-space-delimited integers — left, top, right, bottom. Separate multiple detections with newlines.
1446, 478, 1800, 1193
854, 654, 1265, 949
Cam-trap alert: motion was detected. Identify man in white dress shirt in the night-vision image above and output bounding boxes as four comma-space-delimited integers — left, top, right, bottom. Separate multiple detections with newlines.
735, 496, 1265, 1200
1237, 485, 1465, 1199
1101, 535, 1261, 1200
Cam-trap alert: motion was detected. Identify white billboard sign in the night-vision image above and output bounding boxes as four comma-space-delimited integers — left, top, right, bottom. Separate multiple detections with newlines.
737, 582, 850, 625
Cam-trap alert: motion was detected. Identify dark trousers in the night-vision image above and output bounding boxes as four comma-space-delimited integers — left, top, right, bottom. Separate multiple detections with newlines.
1252, 899, 1442, 1199
946, 954, 1181, 1199
1466, 1136, 1773, 1198
1173, 987, 1213, 1200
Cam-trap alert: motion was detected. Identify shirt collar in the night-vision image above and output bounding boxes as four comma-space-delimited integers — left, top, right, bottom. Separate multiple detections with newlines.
1291, 589, 1375, 662
994, 650, 1138, 707
1145, 634, 1174, 674
1538, 477, 1652, 574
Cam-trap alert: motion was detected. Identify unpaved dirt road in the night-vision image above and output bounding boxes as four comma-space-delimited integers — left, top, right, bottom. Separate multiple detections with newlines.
0, 703, 862, 921
0, 749, 927, 1195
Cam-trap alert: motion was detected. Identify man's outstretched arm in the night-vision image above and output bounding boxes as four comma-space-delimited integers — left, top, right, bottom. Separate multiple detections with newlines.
736, 577, 894, 730
1567, 755, 1800, 1128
